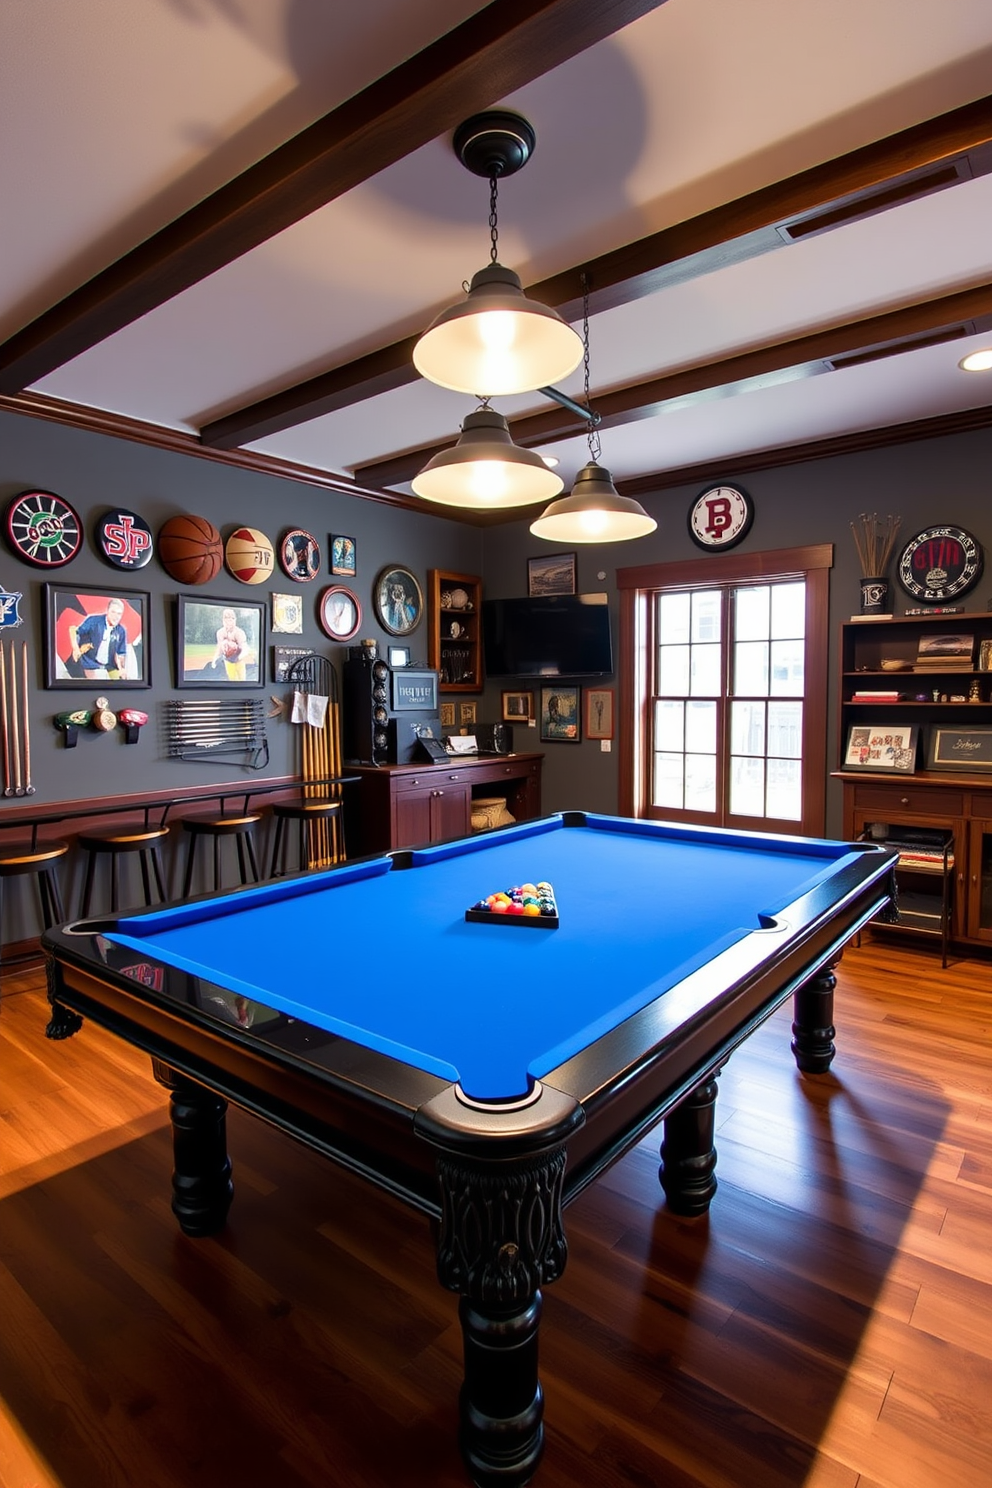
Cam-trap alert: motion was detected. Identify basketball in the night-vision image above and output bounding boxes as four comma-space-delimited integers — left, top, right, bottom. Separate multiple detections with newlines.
158, 514, 223, 585
225, 526, 274, 585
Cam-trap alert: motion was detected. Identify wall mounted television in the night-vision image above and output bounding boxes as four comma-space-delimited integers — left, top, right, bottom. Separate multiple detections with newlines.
482, 594, 613, 678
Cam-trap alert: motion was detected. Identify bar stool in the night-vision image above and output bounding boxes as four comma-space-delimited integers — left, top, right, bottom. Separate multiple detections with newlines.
180, 811, 261, 896
0, 837, 69, 991
78, 823, 170, 915
269, 800, 343, 876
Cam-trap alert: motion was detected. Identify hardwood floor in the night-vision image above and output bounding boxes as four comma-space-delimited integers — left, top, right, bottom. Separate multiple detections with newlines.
0, 939, 989, 1488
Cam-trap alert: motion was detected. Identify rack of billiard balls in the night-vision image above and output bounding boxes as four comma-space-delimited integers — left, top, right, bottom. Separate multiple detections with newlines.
465, 881, 558, 929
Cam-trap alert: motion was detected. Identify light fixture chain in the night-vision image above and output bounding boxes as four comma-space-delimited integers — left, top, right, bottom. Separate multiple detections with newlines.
582, 277, 601, 463
489, 173, 499, 264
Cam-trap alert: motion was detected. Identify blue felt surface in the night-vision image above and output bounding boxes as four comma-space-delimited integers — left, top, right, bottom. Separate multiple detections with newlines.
109, 815, 863, 1099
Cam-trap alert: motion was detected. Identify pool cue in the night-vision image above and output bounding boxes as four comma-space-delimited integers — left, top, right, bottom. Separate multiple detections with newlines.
21, 641, 35, 795
10, 639, 22, 795
0, 642, 12, 797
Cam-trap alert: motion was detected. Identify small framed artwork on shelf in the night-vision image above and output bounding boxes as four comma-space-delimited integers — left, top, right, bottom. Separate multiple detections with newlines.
502, 690, 534, 723
585, 687, 614, 740
843, 723, 918, 772
540, 685, 581, 742
528, 552, 576, 596
926, 725, 992, 772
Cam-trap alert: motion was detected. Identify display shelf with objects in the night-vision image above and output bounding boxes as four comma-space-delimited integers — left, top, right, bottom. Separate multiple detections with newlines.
428, 570, 482, 693
835, 610, 992, 950
857, 824, 954, 966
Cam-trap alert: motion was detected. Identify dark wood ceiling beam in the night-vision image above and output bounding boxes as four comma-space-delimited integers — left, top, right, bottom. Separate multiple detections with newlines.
0, 0, 665, 395
353, 281, 992, 486
207, 94, 992, 449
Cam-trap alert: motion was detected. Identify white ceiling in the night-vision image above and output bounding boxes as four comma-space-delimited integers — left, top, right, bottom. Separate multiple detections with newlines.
2, 0, 991, 508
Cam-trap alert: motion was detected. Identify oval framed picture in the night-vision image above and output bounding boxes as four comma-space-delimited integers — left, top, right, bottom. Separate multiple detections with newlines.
373, 565, 423, 636
318, 585, 362, 642
279, 527, 320, 583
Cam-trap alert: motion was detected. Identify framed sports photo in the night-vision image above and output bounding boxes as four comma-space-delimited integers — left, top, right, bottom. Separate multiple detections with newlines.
45, 583, 151, 689
843, 723, 917, 773
176, 594, 265, 688
540, 685, 581, 742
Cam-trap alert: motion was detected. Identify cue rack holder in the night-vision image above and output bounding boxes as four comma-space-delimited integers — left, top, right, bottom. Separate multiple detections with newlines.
164, 698, 269, 769
286, 652, 343, 869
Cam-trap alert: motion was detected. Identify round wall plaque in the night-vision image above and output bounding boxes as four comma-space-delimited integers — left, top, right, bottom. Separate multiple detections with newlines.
897, 525, 983, 603
687, 484, 754, 551
4, 490, 83, 567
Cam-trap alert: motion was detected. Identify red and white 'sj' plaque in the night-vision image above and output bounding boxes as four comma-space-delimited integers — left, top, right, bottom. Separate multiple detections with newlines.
688, 484, 754, 551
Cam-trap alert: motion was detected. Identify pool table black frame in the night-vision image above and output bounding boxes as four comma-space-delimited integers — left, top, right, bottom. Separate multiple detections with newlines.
40, 813, 897, 1488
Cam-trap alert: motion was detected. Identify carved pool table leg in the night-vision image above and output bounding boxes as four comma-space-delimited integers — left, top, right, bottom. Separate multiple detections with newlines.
791, 959, 838, 1073
152, 1059, 234, 1237
434, 1148, 570, 1487
659, 1074, 720, 1216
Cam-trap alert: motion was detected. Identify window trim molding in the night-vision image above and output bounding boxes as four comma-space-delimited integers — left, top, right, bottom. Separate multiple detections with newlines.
617, 545, 833, 831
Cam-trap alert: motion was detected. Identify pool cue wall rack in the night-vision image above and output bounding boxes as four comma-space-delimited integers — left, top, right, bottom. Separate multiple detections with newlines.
0, 637, 36, 798
285, 653, 344, 868
165, 698, 268, 768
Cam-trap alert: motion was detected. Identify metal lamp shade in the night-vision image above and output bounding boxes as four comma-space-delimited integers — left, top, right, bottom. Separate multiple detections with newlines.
529, 462, 657, 542
412, 409, 565, 509
413, 265, 583, 396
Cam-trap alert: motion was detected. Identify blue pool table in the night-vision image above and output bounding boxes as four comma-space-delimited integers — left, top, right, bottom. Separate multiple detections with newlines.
42, 811, 896, 1487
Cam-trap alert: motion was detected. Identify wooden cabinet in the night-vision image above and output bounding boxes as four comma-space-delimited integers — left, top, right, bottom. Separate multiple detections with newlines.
836, 611, 992, 950
346, 753, 543, 854
428, 570, 482, 693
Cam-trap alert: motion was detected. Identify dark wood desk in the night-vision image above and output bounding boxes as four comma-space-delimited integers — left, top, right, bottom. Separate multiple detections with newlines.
345, 752, 543, 852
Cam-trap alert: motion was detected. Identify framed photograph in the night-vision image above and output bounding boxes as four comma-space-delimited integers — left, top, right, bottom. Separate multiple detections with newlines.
528, 552, 576, 597
317, 585, 361, 642
540, 685, 581, 742
176, 594, 265, 688
585, 687, 615, 740
330, 535, 356, 577
440, 702, 456, 729
271, 592, 304, 635
388, 644, 411, 668
373, 565, 423, 636
45, 583, 151, 688
927, 725, 992, 772
273, 645, 315, 683
502, 690, 534, 722
843, 723, 918, 772
459, 701, 477, 727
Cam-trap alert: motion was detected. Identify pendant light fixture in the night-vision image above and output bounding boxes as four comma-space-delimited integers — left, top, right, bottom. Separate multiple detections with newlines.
530, 284, 657, 544
412, 403, 564, 509
413, 112, 583, 397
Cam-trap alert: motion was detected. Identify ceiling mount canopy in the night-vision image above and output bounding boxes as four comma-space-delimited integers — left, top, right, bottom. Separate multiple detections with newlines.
411, 406, 564, 509
412, 111, 583, 397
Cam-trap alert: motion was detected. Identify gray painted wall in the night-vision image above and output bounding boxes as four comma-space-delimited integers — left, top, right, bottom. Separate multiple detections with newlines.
480, 424, 992, 831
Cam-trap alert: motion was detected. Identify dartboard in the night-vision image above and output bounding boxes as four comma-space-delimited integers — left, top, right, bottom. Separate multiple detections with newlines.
4, 490, 83, 567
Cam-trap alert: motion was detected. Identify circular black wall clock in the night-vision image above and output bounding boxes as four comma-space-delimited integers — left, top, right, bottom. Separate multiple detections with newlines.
4, 489, 83, 567
897, 525, 983, 603
687, 484, 754, 551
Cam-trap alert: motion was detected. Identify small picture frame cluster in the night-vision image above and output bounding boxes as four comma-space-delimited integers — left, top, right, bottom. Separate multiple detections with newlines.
843, 723, 918, 773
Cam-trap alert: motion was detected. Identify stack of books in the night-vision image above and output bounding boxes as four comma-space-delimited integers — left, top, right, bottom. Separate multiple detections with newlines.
851, 688, 902, 701
915, 633, 974, 670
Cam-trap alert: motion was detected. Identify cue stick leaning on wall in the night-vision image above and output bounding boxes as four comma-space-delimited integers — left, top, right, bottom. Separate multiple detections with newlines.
0, 641, 11, 796
9, 640, 22, 796
21, 641, 35, 795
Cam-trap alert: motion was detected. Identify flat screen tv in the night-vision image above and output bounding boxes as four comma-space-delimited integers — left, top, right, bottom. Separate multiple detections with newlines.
482, 594, 613, 677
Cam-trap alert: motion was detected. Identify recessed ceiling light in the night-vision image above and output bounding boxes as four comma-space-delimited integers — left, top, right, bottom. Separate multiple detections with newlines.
959, 348, 992, 372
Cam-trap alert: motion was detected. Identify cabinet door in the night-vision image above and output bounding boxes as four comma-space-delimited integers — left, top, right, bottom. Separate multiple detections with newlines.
430, 783, 471, 843
393, 789, 434, 850
965, 821, 992, 943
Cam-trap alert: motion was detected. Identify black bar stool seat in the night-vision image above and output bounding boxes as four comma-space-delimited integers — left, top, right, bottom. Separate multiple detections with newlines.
269, 800, 342, 876
78, 825, 170, 916
0, 840, 69, 991
181, 812, 261, 896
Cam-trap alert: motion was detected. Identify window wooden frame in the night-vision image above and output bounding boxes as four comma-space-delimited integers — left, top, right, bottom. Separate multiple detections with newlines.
616, 545, 833, 836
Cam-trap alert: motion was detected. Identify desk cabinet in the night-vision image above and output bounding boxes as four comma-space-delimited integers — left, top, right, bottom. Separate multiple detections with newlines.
348, 754, 543, 854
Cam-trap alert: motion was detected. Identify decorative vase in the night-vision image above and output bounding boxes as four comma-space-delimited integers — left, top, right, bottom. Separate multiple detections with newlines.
859, 576, 889, 615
